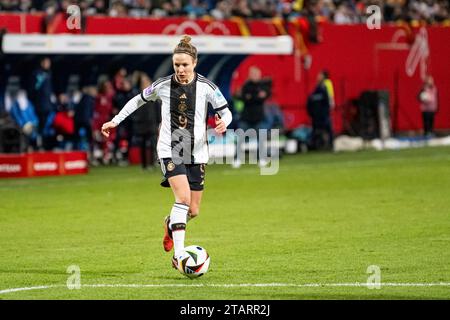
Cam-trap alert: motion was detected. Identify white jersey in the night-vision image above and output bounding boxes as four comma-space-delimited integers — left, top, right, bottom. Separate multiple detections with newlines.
112, 73, 232, 164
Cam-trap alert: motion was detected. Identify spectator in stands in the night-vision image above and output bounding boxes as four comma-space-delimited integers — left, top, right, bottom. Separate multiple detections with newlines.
240, 66, 270, 127
113, 67, 128, 92
171, 0, 187, 15
0, 0, 20, 11
9, 89, 39, 151
418, 75, 439, 137
128, 0, 153, 17
434, 0, 450, 22
130, 72, 161, 170
229, 87, 244, 130
307, 70, 334, 151
152, 1, 170, 16
231, 0, 252, 18
3, 0, 449, 24
17, 0, 33, 12
277, 0, 294, 20
109, 0, 128, 17
0, 74, 5, 114
410, 0, 438, 22
0, 110, 22, 153
51, 93, 76, 149
321, 69, 335, 109
113, 77, 134, 165
85, 0, 108, 15
92, 79, 115, 165
303, 0, 322, 43
264, 99, 285, 132
29, 56, 56, 150
233, 66, 271, 168
58, 0, 71, 13
41, 1, 58, 33
319, 0, 336, 20
184, 0, 208, 18
383, 0, 405, 22
250, 0, 272, 18
74, 85, 96, 152
210, 0, 233, 19
334, 2, 359, 24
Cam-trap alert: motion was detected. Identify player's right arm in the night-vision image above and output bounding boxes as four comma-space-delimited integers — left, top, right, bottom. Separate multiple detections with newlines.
101, 83, 159, 138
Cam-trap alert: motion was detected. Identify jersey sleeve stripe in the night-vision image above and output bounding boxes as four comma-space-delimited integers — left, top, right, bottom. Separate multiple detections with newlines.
153, 75, 172, 88
198, 79, 216, 91
214, 104, 228, 111
198, 75, 218, 90
140, 91, 149, 102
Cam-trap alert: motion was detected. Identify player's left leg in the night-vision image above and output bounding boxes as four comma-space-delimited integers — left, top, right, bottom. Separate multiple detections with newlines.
188, 190, 203, 221
186, 163, 205, 221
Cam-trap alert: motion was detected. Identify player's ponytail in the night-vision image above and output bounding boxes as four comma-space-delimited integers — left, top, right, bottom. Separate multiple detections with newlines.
173, 35, 197, 60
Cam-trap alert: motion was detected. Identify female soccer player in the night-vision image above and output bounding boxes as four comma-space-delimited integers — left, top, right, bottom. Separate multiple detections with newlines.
101, 35, 232, 268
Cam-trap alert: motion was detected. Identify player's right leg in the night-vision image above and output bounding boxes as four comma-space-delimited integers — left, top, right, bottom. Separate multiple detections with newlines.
160, 158, 190, 254
167, 174, 191, 267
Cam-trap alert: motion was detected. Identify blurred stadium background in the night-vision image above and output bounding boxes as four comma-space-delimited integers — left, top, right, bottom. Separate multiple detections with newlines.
0, 0, 449, 300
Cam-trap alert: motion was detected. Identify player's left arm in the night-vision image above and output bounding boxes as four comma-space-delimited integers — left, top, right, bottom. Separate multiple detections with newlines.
209, 87, 232, 134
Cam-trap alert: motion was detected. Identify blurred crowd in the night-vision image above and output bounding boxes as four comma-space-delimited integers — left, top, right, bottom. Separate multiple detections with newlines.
0, 58, 286, 168
0, 0, 448, 24
0, 57, 164, 167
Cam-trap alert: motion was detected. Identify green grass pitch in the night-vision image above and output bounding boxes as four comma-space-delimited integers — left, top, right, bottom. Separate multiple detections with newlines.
0, 147, 449, 300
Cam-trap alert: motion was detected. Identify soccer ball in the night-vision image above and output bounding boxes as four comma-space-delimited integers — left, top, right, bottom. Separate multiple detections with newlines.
176, 245, 210, 279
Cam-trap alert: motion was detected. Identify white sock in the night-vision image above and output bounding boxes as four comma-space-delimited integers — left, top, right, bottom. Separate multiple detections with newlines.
173, 231, 185, 258
169, 203, 189, 257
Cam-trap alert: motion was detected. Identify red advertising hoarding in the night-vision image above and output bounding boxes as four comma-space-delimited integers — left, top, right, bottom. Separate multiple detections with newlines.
0, 151, 88, 178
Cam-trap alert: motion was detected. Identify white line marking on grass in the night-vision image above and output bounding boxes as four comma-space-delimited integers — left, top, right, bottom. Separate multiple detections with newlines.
1, 282, 450, 295
0, 285, 61, 294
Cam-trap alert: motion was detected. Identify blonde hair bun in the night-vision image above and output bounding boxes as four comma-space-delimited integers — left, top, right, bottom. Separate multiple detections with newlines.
180, 35, 191, 44
174, 35, 197, 60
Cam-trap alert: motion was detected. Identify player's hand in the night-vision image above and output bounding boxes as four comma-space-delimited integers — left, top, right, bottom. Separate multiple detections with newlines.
101, 121, 117, 138
214, 114, 226, 134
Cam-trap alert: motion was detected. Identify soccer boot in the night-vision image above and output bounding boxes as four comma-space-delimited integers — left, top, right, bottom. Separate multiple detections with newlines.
163, 215, 173, 252
171, 255, 179, 270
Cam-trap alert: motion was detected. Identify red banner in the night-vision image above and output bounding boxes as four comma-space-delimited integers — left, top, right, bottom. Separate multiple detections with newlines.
231, 23, 450, 132
0, 13, 43, 33
85, 16, 244, 35
0, 13, 247, 35
0, 151, 88, 178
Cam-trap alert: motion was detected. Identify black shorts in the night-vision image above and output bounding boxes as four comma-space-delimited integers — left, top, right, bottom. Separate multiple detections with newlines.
159, 158, 206, 191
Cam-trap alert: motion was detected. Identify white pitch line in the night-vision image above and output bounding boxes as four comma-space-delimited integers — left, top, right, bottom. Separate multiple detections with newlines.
0, 285, 62, 294
1, 282, 450, 295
